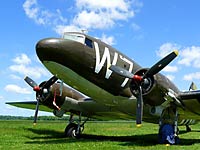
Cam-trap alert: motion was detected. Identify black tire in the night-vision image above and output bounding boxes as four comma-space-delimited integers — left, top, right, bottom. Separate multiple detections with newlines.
64, 123, 81, 138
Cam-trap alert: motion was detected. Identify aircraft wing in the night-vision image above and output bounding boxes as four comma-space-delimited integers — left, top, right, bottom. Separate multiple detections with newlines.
177, 90, 200, 115
6, 101, 52, 112
178, 90, 200, 100
6, 98, 130, 120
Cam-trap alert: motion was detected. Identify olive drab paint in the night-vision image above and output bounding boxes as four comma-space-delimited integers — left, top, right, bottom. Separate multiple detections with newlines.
94, 41, 133, 87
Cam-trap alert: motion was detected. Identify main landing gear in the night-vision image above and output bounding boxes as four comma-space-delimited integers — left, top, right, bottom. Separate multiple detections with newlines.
64, 113, 88, 138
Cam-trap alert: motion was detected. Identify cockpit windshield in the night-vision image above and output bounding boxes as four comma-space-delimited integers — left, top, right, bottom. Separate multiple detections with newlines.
63, 33, 85, 44
63, 32, 93, 48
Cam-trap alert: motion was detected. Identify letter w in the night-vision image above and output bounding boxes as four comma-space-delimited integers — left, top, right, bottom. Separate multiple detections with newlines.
94, 42, 111, 79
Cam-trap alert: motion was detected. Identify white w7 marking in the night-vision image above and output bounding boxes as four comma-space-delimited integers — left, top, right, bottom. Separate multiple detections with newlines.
94, 41, 133, 87
94, 42, 118, 79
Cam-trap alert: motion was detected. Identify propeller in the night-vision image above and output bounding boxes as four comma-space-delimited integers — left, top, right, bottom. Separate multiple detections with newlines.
110, 50, 178, 126
24, 76, 58, 125
143, 50, 178, 79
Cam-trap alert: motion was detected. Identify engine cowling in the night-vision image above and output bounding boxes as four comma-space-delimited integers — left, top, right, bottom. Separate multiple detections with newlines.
130, 69, 174, 106
37, 82, 66, 109
130, 69, 154, 96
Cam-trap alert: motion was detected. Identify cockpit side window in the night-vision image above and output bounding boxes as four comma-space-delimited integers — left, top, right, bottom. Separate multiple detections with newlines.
85, 38, 93, 48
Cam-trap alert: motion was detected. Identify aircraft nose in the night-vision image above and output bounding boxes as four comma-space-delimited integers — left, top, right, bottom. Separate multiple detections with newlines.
36, 38, 61, 53
35, 37, 85, 66
36, 38, 67, 62
36, 38, 63, 50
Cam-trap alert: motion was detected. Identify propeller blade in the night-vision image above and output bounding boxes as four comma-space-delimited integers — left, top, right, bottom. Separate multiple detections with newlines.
109, 65, 134, 79
33, 100, 40, 125
42, 76, 58, 89
136, 86, 143, 127
144, 50, 178, 78
24, 76, 58, 125
24, 76, 38, 88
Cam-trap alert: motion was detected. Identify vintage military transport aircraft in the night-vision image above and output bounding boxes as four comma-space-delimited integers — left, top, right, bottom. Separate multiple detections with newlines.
7, 32, 200, 144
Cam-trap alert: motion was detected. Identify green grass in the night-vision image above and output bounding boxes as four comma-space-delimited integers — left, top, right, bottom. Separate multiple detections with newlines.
0, 120, 200, 150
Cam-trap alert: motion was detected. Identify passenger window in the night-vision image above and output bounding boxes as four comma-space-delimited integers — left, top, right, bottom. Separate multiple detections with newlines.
85, 38, 93, 48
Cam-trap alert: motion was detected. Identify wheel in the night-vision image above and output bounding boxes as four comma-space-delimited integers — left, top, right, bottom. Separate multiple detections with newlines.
64, 123, 81, 138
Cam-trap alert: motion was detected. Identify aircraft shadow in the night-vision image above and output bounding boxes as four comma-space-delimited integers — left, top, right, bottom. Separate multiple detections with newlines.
25, 128, 200, 146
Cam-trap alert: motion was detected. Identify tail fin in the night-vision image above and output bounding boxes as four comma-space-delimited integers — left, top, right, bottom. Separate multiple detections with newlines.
189, 82, 197, 91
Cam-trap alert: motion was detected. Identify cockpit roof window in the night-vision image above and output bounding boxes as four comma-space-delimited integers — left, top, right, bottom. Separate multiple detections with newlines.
63, 33, 85, 44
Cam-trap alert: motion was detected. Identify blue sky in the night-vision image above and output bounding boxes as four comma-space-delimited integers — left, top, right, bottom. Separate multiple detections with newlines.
1, 0, 200, 116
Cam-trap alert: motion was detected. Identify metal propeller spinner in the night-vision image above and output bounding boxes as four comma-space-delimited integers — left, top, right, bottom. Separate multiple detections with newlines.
110, 50, 178, 126
24, 76, 58, 124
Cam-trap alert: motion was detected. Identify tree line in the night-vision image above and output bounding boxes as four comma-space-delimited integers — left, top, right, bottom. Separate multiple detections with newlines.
0, 115, 70, 121
0, 115, 99, 121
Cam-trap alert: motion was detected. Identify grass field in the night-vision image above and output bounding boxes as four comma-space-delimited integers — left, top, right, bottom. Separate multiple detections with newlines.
0, 120, 200, 150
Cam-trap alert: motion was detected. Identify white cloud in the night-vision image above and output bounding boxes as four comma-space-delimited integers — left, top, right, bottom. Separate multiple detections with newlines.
100, 34, 115, 45
157, 43, 181, 58
9, 54, 49, 79
9, 64, 48, 79
4, 84, 32, 94
9, 74, 21, 80
12, 53, 31, 65
158, 43, 200, 68
23, 0, 142, 35
72, 0, 135, 30
73, 0, 134, 30
23, 0, 67, 26
23, 0, 38, 22
178, 46, 200, 68
76, 0, 132, 11
183, 72, 200, 81
73, 10, 114, 29
162, 65, 178, 72
157, 43, 200, 81
156, 43, 179, 74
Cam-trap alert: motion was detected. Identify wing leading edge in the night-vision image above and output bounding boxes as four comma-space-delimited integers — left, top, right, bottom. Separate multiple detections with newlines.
6, 101, 52, 112
178, 90, 200, 101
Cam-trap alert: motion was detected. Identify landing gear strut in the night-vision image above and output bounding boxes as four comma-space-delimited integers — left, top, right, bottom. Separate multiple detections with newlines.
186, 125, 192, 132
158, 107, 180, 144
64, 112, 88, 138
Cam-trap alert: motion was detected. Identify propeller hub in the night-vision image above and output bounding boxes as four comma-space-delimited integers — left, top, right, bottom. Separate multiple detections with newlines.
133, 75, 143, 82
33, 86, 40, 92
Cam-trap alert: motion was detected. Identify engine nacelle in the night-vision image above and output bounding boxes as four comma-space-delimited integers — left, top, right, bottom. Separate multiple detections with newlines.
130, 69, 154, 96
130, 69, 177, 106
36, 81, 86, 112
36, 82, 65, 109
